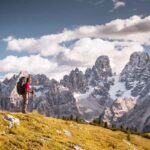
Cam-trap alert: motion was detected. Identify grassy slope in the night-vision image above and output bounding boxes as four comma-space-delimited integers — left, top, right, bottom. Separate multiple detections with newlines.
0, 112, 150, 150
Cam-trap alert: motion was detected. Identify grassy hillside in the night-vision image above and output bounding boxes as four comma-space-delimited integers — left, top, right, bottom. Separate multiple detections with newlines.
0, 112, 150, 150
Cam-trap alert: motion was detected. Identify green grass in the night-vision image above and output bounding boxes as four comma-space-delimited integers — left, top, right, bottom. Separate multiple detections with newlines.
0, 111, 150, 150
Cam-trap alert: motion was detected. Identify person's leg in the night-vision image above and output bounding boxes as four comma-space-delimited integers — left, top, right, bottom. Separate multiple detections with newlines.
22, 94, 28, 113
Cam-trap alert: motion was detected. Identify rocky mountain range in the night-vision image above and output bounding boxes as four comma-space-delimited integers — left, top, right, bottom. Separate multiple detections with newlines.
0, 51, 150, 132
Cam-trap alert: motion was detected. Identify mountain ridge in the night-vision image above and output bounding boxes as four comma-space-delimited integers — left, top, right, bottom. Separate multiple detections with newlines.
0, 51, 150, 132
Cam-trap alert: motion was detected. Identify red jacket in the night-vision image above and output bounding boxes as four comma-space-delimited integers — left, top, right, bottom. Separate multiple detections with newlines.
23, 82, 31, 93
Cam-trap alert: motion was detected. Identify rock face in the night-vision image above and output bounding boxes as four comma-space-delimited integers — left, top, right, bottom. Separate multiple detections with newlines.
0, 73, 79, 118
120, 52, 150, 97
62, 56, 113, 121
0, 74, 22, 112
102, 97, 137, 126
60, 68, 87, 93
59, 56, 113, 121
143, 116, 150, 132
33, 78, 79, 117
102, 52, 150, 132
117, 95, 150, 132
85, 55, 112, 86
0, 52, 150, 132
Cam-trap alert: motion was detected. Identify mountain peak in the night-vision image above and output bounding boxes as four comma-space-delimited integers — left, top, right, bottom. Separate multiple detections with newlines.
129, 51, 149, 66
61, 68, 87, 93
89, 55, 112, 81
95, 55, 110, 70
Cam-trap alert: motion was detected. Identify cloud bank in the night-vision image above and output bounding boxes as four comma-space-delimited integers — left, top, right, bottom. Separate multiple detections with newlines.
2, 15, 150, 80
0, 55, 57, 74
5, 15, 150, 54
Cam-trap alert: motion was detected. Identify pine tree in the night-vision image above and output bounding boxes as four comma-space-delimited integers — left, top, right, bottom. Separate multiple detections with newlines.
70, 114, 73, 120
62, 116, 65, 120
104, 122, 108, 128
127, 131, 131, 141
120, 125, 124, 131
93, 119, 99, 124
134, 127, 137, 133
98, 119, 103, 126
112, 124, 116, 129
75, 116, 79, 122
126, 127, 129, 131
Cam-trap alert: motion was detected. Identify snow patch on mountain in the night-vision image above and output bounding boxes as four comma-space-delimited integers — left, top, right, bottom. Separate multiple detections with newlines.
74, 86, 94, 100
74, 86, 103, 121
109, 75, 138, 100
57, 85, 69, 92
32, 85, 44, 90
35, 91, 42, 97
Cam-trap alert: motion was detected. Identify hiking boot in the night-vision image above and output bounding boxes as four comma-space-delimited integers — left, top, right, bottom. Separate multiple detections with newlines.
22, 110, 27, 114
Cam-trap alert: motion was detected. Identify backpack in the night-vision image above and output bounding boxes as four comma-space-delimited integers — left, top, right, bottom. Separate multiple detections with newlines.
17, 77, 27, 95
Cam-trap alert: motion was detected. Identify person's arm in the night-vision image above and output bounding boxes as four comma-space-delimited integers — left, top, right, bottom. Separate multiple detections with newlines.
27, 88, 34, 94
24, 83, 34, 94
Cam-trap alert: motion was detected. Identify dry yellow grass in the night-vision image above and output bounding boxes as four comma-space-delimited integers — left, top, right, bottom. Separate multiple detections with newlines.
0, 112, 150, 150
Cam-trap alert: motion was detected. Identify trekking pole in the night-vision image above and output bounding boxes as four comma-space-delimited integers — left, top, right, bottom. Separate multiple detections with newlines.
32, 92, 35, 110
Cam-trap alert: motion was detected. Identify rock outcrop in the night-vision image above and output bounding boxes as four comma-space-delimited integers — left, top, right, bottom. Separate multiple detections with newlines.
102, 52, 150, 132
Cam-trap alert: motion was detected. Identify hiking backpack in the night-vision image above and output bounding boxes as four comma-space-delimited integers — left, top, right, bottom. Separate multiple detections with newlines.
17, 77, 27, 95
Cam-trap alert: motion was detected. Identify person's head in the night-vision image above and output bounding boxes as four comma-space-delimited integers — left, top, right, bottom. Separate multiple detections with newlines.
27, 75, 32, 83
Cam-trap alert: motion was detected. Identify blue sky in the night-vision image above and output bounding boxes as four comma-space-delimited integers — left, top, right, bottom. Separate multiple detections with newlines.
0, 0, 150, 80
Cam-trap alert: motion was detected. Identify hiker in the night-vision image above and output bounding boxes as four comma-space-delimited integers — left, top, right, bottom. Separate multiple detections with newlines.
22, 76, 34, 113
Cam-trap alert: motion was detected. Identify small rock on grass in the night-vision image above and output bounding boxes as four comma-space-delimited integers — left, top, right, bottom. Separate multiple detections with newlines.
63, 129, 72, 136
4, 114, 20, 128
74, 145, 84, 150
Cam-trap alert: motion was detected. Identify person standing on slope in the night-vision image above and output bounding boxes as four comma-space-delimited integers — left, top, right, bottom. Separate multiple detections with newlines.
22, 75, 34, 113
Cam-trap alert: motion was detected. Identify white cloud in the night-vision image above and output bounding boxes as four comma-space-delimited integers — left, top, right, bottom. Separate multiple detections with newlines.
112, 0, 126, 10
4, 34, 71, 56
2, 15, 150, 80
4, 15, 150, 56
0, 55, 57, 75
75, 0, 104, 6
0, 54, 83, 81
94, 0, 104, 6
1, 38, 144, 81
57, 38, 144, 74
